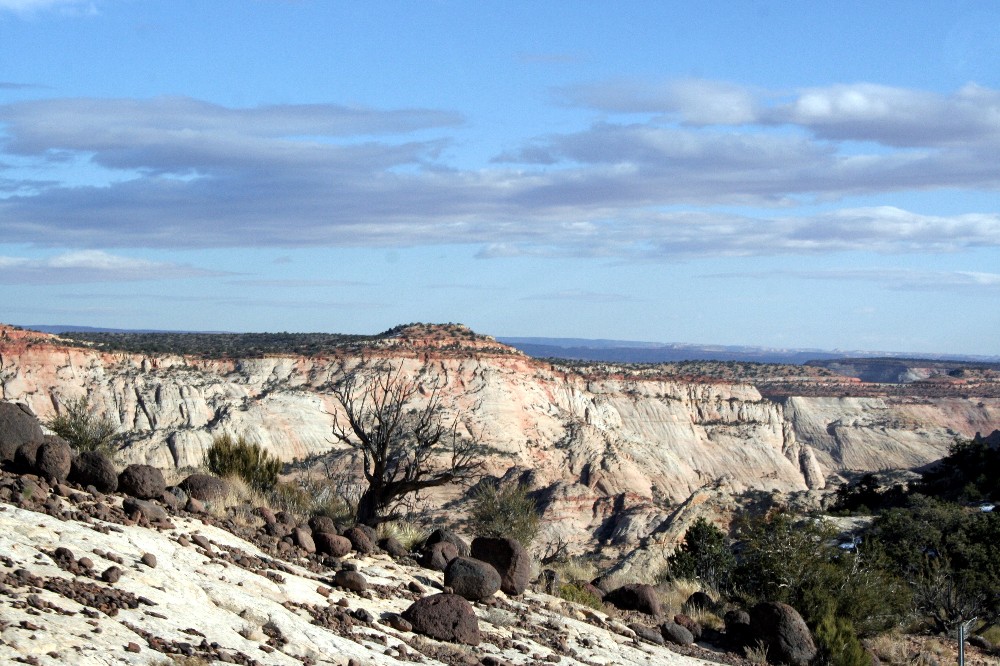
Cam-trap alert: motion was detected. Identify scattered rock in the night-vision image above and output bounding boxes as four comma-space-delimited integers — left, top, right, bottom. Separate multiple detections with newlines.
35, 438, 73, 484
444, 556, 501, 601
629, 623, 665, 645
683, 590, 715, 614
140, 553, 157, 568
724, 609, 752, 650
380, 536, 408, 558
334, 570, 368, 593
0, 402, 44, 463
402, 593, 481, 646
292, 527, 316, 554
343, 526, 375, 554
673, 613, 702, 641
69, 450, 118, 493
660, 620, 694, 645
604, 583, 661, 616
315, 532, 352, 557
122, 497, 168, 523
179, 473, 230, 501
419, 541, 459, 571
750, 601, 817, 666
424, 528, 470, 557
470, 537, 531, 596
118, 464, 165, 500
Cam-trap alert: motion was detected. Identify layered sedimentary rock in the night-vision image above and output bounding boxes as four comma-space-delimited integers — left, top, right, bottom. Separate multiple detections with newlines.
3, 324, 998, 554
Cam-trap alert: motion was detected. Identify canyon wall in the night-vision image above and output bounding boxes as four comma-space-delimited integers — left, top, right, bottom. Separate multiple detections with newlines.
3, 325, 998, 555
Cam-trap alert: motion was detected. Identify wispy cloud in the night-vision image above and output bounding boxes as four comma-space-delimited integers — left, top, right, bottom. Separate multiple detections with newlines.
0, 250, 223, 283
0, 85, 997, 257
523, 289, 638, 303
0, 0, 98, 15
708, 267, 1000, 292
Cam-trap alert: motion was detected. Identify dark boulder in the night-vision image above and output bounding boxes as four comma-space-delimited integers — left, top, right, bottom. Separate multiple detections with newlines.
0, 402, 44, 463
674, 613, 702, 641
380, 536, 409, 559
292, 527, 316, 554
724, 609, 753, 650
13, 441, 43, 474
683, 591, 716, 614
118, 464, 165, 499
629, 623, 665, 645
314, 532, 352, 557
750, 601, 817, 666
35, 438, 73, 484
343, 526, 375, 554
424, 528, 470, 557
122, 497, 168, 523
660, 620, 695, 645
419, 541, 459, 571
308, 515, 338, 535
402, 593, 481, 645
334, 570, 368, 592
444, 557, 502, 601
179, 474, 230, 501
604, 583, 661, 616
470, 536, 531, 596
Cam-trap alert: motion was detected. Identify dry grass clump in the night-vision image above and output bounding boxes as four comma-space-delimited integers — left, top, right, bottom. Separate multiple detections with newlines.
549, 556, 598, 585
376, 520, 428, 551
266, 475, 356, 526
865, 632, 910, 664
744, 640, 769, 665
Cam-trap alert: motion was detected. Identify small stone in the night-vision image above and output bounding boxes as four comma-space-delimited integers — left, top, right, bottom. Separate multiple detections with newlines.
140, 553, 157, 568
101, 566, 122, 583
125, 642, 141, 653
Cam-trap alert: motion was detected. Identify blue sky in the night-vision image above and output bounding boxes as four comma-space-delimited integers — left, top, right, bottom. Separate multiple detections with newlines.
1, 1, 999, 355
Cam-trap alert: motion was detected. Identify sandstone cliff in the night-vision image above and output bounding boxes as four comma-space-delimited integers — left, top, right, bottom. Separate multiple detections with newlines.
3, 324, 998, 557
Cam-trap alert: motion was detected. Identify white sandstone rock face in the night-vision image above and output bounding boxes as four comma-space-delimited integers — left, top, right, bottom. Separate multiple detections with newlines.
0, 500, 716, 666
3, 327, 998, 554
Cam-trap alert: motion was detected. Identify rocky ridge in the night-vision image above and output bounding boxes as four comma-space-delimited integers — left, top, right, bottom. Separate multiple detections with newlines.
2, 323, 999, 558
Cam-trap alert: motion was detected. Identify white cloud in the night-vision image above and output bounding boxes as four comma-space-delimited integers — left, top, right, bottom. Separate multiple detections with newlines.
0, 250, 223, 283
709, 267, 1000, 292
0, 0, 97, 15
0, 89, 998, 257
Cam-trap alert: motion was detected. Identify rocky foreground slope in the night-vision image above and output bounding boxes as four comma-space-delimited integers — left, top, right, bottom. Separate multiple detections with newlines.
0, 450, 730, 666
2, 323, 999, 557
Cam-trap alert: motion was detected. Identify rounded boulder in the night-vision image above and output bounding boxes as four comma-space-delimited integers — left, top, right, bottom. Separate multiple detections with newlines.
0, 402, 44, 463
470, 536, 531, 596
179, 473, 231, 501
70, 450, 118, 493
118, 464, 166, 499
35, 438, 73, 484
750, 601, 817, 666
444, 557, 502, 601
402, 593, 481, 646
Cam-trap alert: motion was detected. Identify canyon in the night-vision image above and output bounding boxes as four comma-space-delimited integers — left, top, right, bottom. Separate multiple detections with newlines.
2, 323, 998, 560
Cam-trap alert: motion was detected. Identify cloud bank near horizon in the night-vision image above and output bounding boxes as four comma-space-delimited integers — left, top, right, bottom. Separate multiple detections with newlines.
0, 80, 998, 261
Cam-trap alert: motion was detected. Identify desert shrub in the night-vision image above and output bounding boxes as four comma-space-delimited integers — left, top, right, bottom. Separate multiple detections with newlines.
664, 517, 735, 592
267, 475, 356, 526
376, 520, 429, 551
734, 511, 910, 636
558, 582, 603, 609
45, 396, 119, 455
871, 494, 1000, 632
204, 433, 281, 492
469, 481, 540, 547
814, 612, 870, 666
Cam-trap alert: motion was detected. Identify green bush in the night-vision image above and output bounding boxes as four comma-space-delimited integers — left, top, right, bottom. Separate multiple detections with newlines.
204, 433, 281, 492
559, 582, 603, 609
814, 612, 870, 666
664, 517, 736, 592
469, 481, 540, 547
45, 396, 119, 455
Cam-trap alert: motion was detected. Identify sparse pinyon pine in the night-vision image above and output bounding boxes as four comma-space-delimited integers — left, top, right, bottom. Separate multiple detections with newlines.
45, 396, 119, 455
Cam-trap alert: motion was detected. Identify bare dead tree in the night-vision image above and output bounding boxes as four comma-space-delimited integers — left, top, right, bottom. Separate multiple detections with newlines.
330, 360, 483, 526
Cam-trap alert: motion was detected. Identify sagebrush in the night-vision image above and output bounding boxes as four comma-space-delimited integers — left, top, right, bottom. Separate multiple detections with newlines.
204, 433, 281, 492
